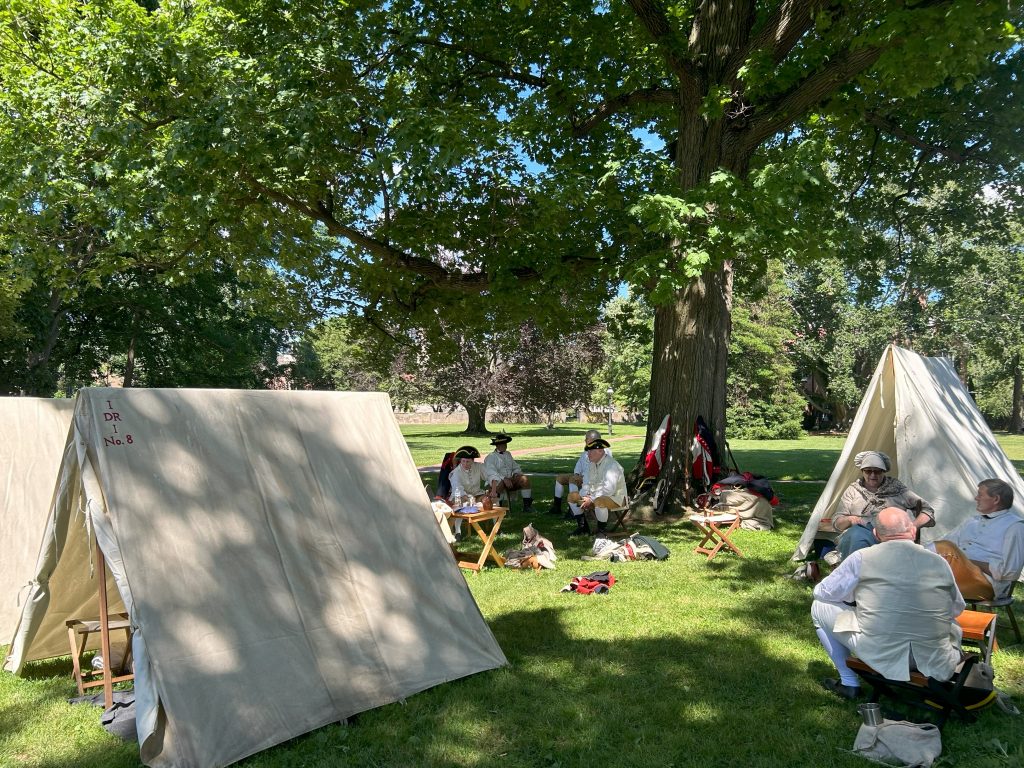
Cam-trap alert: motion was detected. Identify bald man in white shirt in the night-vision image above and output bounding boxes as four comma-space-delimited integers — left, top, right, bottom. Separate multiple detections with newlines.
811, 506, 964, 701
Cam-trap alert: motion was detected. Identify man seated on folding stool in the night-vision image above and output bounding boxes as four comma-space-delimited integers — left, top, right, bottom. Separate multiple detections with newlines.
549, 429, 611, 518
811, 507, 965, 701
569, 437, 626, 537
483, 432, 533, 512
932, 478, 1024, 601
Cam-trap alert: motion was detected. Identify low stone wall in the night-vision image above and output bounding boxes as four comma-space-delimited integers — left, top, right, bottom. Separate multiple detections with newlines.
394, 412, 473, 425
393, 409, 626, 425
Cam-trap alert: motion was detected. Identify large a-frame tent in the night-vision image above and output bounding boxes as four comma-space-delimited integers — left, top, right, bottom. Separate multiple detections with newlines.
0, 397, 75, 639
794, 345, 1024, 561
5, 388, 507, 768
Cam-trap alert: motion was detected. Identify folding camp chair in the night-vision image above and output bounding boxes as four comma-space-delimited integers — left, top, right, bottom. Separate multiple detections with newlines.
957, 610, 998, 666
607, 494, 631, 533
967, 582, 1021, 644
569, 492, 629, 534
496, 486, 521, 512
688, 510, 743, 561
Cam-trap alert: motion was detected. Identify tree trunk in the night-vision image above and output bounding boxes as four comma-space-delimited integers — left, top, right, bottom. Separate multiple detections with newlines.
639, 260, 734, 511
123, 333, 137, 388
1010, 353, 1023, 434
463, 399, 489, 434
24, 288, 66, 395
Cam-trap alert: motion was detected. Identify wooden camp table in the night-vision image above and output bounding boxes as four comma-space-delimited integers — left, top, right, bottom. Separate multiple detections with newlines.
450, 506, 507, 573
688, 511, 743, 561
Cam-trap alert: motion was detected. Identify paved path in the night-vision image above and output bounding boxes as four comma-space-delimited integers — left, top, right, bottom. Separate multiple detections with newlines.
415, 434, 644, 473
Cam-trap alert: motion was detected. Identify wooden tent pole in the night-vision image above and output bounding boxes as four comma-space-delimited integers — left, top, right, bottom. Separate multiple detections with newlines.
96, 539, 114, 709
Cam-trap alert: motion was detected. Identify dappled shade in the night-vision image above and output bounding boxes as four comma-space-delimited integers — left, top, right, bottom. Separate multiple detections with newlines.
5, 389, 506, 768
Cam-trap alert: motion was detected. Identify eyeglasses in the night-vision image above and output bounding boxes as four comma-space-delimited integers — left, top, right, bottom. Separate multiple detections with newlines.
862, 469, 885, 475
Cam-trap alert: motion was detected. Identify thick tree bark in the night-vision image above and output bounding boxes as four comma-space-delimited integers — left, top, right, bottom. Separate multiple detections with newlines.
640, 261, 733, 509
463, 399, 489, 435
1010, 353, 1023, 434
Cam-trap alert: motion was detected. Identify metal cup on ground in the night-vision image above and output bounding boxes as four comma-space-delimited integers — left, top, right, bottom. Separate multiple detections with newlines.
858, 702, 883, 726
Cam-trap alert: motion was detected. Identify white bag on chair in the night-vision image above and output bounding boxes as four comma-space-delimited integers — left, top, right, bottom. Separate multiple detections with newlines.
853, 720, 942, 767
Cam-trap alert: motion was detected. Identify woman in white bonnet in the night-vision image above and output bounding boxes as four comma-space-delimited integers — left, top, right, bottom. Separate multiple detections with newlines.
831, 450, 935, 561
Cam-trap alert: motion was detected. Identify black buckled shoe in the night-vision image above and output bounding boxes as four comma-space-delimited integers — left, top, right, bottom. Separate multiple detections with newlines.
820, 678, 861, 701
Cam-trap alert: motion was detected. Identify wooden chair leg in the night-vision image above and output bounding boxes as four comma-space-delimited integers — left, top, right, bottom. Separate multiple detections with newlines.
1003, 604, 1021, 644
67, 623, 86, 696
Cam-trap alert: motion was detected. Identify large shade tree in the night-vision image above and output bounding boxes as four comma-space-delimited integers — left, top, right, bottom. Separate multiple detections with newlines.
433, 1, 1020, 498
2, 1, 1019, 505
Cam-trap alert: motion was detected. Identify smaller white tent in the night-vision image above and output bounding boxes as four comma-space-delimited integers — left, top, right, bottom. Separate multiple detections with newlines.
5, 388, 507, 768
0, 397, 75, 639
794, 345, 1024, 561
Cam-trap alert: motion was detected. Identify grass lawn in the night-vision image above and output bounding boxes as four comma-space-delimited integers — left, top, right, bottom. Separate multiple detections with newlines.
2, 429, 1022, 767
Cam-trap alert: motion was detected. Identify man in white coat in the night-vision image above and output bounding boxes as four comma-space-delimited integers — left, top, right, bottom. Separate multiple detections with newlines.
483, 433, 533, 512
811, 506, 964, 700
569, 437, 627, 537
548, 428, 611, 518
448, 445, 486, 539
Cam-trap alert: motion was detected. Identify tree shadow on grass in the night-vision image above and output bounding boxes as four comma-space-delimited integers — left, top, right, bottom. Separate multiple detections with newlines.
384, 606, 877, 767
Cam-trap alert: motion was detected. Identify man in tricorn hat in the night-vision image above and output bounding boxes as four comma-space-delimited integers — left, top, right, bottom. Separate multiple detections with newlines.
483, 433, 533, 512
548, 428, 612, 518
569, 437, 626, 536
448, 445, 486, 538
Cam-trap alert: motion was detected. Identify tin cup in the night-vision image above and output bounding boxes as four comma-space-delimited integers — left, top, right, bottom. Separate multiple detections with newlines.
858, 702, 882, 726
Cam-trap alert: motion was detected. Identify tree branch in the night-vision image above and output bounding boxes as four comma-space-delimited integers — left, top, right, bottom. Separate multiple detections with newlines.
127, 111, 178, 131
239, 170, 549, 290
403, 34, 548, 88
744, 43, 883, 149
732, 0, 820, 73
625, 0, 698, 89
864, 111, 971, 164
846, 126, 881, 207
571, 87, 677, 137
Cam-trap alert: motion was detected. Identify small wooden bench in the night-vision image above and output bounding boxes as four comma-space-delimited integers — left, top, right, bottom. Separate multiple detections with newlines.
846, 653, 988, 730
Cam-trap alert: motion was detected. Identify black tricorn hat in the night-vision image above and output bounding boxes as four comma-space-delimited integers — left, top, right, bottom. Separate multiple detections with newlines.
585, 437, 611, 450
453, 445, 481, 460
490, 433, 512, 445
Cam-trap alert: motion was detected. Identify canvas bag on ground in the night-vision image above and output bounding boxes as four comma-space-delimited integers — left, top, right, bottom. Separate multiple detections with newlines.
853, 720, 941, 767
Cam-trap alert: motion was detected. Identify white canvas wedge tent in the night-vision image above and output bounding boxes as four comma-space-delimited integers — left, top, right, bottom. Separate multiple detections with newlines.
0, 397, 75, 639
4, 388, 507, 768
794, 345, 1024, 561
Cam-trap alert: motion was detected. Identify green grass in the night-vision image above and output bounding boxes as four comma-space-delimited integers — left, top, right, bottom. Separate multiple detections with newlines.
2, 429, 1023, 768
401, 421, 648, 470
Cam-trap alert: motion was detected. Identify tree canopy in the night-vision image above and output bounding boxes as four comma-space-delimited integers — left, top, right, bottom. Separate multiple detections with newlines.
1, 1, 1021, 492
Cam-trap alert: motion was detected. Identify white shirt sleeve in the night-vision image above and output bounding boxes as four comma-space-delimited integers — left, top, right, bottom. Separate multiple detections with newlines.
994, 521, 1024, 584
573, 451, 588, 476
812, 551, 863, 604
482, 453, 502, 484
